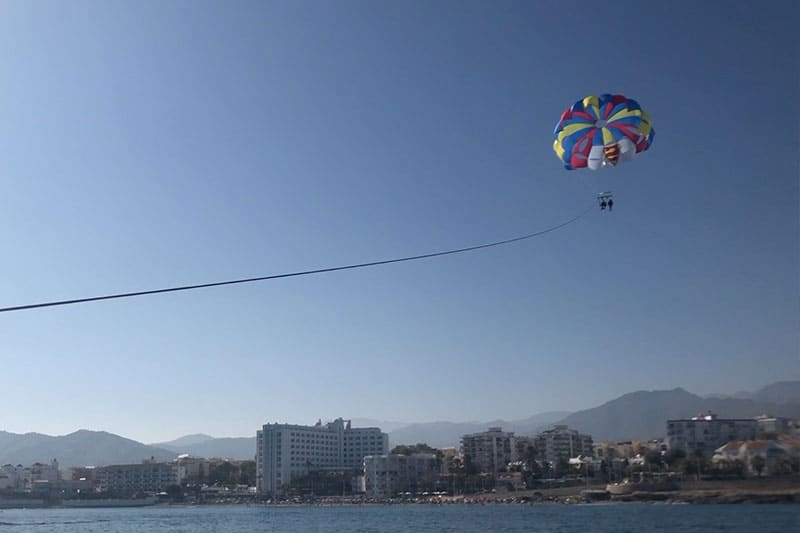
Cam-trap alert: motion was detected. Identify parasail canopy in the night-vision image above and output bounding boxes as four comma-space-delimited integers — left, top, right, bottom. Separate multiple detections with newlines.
553, 94, 654, 171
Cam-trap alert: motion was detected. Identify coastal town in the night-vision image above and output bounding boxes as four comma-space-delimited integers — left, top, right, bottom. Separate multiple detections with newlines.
2, 412, 799, 508
1, 0, 796, 530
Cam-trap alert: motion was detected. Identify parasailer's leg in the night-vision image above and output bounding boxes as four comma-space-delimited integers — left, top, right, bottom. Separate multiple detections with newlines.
607, 199, 613, 211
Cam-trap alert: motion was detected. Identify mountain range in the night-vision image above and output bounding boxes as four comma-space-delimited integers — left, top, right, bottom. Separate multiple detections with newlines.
383, 411, 571, 449
2, 381, 798, 467
704, 381, 800, 405
147, 411, 571, 455
0, 430, 175, 467
152, 435, 257, 461
552, 384, 800, 442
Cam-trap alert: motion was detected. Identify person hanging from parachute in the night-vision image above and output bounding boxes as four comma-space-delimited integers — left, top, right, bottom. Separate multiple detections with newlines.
597, 192, 613, 211
552, 94, 654, 212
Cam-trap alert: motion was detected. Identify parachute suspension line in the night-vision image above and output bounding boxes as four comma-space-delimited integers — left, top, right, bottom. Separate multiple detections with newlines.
0, 205, 594, 314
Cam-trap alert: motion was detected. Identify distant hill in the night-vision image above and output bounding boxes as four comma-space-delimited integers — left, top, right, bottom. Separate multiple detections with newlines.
5, 382, 797, 465
152, 412, 571, 457
387, 421, 487, 449
155, 437, 257, 461
705, 382, 800, 404
751, 381, 800, 405
387, 411, 571, 448
152, 434, 215, 449
350, 419, 410, 433
0, 430, 176, 467
185, 384, 799, 449
506, 411, 574, 436
548, 384, 800, 442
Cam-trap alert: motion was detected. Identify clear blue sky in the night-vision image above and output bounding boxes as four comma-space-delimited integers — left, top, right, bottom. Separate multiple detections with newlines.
1, 1, 797, 443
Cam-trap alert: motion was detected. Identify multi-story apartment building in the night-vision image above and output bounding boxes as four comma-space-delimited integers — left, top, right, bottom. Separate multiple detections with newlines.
94, 461, 178, 495
0, 465, 19, 490
461, 427, 516, 474
256, 418, 388, 495
363, 453, 443, 498
534, 425, 593, 463
666, 412, 758, 456
755, 415, 794, 436
0, 460, 60, 491
175, 455, 214, 485
514, 436, 537, 460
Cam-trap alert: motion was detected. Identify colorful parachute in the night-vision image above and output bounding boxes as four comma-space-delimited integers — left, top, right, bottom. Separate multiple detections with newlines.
553, 94, 654, 170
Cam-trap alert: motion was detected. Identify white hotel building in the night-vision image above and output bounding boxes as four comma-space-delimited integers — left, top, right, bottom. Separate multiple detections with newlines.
256, 418, 388, 495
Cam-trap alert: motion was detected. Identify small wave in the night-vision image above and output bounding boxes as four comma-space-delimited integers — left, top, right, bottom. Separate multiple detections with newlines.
0, 519, 111, 526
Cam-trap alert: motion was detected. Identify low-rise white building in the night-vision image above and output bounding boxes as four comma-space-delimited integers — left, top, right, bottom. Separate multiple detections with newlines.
713, 437, 800, 477
568, 455, 603, 470
0, 465, 22, 490
0, 460, 60, 491
363, 453, 443, 498
495, 471, 525, 491
0, 471, 14, 490
94, 461, 177, 495
29, 460, 60, 484
175, 455, 213, 485
595, 439, 665, 460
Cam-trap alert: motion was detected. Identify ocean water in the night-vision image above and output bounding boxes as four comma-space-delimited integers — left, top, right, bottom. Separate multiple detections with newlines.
0, 504, 797, 532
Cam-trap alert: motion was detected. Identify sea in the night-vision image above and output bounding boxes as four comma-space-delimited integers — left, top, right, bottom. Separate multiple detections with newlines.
0, 504, 797, 532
